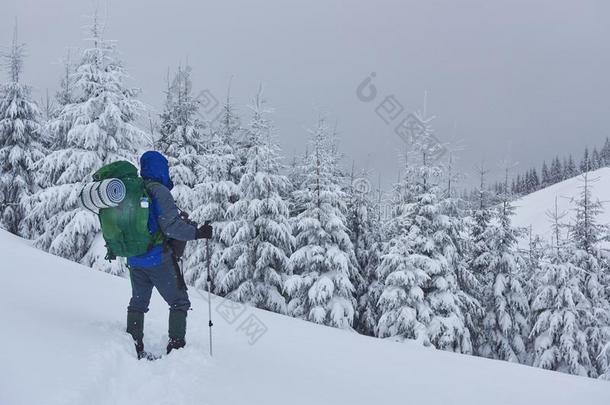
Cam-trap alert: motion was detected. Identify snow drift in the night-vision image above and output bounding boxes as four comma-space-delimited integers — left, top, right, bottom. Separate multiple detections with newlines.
0, 229, 609, 405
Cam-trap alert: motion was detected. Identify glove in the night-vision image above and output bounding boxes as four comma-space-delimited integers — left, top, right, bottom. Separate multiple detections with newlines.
196, 221, 213, 239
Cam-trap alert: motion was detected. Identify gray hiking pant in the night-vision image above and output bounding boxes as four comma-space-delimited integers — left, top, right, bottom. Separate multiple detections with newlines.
127, 251, 191, 314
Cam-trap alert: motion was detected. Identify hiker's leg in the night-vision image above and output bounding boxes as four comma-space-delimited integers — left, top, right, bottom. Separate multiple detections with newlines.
148, 254, 191, 341
127, 267, 154, 343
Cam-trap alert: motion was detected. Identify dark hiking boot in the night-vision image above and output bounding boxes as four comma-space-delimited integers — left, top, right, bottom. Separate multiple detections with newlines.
135, 339, 146, 359
134, 339, 162, 360
167, 338, 186, 354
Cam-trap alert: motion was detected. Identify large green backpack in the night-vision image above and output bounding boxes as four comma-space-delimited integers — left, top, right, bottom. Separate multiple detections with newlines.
92, 161, 164, 260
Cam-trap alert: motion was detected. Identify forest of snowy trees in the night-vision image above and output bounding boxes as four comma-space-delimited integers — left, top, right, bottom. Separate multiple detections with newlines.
1, 17, 610, 380
472, 140, 610, 199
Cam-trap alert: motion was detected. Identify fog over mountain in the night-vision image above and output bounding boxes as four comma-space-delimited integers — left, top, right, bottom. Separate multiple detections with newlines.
3, 0, 609, 188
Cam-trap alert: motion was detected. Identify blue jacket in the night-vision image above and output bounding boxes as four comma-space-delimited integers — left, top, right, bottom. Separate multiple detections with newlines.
127, 151, 197, 268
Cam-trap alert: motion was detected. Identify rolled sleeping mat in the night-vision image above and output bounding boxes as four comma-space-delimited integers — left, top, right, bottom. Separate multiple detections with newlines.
80, 178, 127, 212
100, 178, 127, 205
80, 182, 102, 212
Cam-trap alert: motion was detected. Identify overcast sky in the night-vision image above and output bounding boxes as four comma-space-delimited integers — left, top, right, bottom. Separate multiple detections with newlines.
3, 0, 610, 190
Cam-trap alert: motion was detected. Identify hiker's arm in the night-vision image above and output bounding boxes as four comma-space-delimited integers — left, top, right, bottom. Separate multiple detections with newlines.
147, 183, 197, 241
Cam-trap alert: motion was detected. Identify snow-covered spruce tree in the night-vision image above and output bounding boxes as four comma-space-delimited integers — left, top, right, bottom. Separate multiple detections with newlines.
377, 112, 471, 352
523, 226, 544, 323
371, 162, 416, 338
287, 151, 308, 218
601, 138, 610, 168
154, 64, 208, 285
465, 163, 496, 353
524, 171, 532, 192
531, 254, 591, 375
591, 148, 601, 171
48, 50, 76, 150
25, 15, 147, 275
377, 156, 471, 352
231, 93, 258, 187
443, 192, 481, 353
550, 156, 563, 184
0, 26, 44, 236
580, 148, 591, 173
383, 150, 416, 241
21, 52, 76, 240
216, 89, 293, 313
530, 196, 592, 376
376, 229, 428, 343
285, 117, 358, 328
564, 155, 577, 179
360, 181, 386, 337
346, 168, 382, 336
187, 91, 240, 291
156, 64, 206, 213
567, 171, 610, 377
441, 151, 482, 345
541, 161, 551, 188
479, 168, 530, 363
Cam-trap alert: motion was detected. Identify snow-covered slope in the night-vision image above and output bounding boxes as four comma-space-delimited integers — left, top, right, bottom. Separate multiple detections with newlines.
1, 230, 609, 405
513, 167, 610, 246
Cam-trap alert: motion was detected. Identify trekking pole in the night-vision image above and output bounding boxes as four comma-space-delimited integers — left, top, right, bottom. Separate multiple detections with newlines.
206, 237, 213, 357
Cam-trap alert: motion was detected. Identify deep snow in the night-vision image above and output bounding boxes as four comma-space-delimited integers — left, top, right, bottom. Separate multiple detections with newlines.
0, 229, 609, 405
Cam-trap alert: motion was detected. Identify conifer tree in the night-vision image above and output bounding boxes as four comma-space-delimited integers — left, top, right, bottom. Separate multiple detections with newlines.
187, 91, 240, 290
580, 147, 591, 173
561, 157, 569, 181
591, 148, 601, 170
600, 138, 610, 167
530, 168, 540, 191
156, 64, 206, 213
523, 225, 544, 302
285, 117, 358, 328
346, 168, 382, 335
541, 161, 551, 188
21, 52, 77, 241
155, 64, 209, 285
217, 89, 293, 313
25, 15, 147, 275
565, 154, 577, 179
530, 197, 592, 376
377, 166, 471, 351
479, 167, 530, 362
567, 172, 610, 376
358, 178, 385, 337
511, 176, 519, 195
0, 25, 44, 236
377, 115, 471, 352
287, 151, 308, 218
550, 157, 563, 184
468, 163, 494, 352
384, 152, 415, 240
49, 50, 76, 149
444, 191, 481, 353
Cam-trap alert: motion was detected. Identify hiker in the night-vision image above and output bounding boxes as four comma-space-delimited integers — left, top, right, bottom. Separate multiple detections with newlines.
125, 151, 212, 358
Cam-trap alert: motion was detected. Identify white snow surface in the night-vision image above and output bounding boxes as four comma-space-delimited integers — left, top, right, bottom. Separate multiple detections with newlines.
513, 167, 610, 247
1, 229, 609, 405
